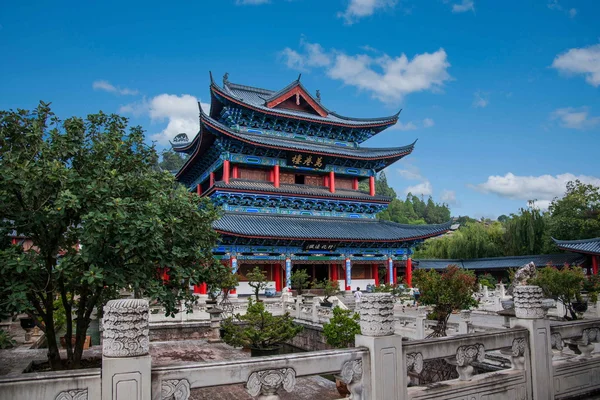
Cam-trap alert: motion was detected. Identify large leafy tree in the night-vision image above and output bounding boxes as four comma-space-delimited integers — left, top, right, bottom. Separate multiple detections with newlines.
503, 201, 550, 255
0, 103, 220, 369
159, 149, 188, 172
548, 180, 600, 241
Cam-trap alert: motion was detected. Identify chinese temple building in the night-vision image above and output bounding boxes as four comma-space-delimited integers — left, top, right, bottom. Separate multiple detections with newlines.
172, 73, 452, 295
553, 237, 600, 275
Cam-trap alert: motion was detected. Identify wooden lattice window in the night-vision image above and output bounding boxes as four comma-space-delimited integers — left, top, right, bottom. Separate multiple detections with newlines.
336, 177, 353, 190
239, 167, 270, 182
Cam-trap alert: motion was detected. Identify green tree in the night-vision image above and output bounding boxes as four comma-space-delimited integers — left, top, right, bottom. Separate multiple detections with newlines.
315, 279, 340, 304
222, 299, 303, 350
532, 266, 586, 320
0, 103, 220, 369
246, 266, 268, 301
503, 201, 550, 256
413, 265, 478, 337
322, 307, 360, 348
291, 269, 310, 295
416, 222, 504, 259
159, 149, 188, 171
548, 180, 600, 241
375, 171, 397, 198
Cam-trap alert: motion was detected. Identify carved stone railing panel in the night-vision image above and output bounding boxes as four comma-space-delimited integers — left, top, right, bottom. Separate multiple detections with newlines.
551, 332, 563, 351
455, 343, 485, 381
340, 360, 363, 399
511, 337, 527, 370
246, 368, 296, 399
161, 379, 190, 400
55, 389, 88, 400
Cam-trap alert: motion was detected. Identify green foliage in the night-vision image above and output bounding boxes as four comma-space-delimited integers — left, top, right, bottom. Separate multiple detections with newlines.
291, 269, 309, 295
416, 222, 504, 259
315, 279, 340, 302
373, 283, 406, 296
206, 264, 239, 301
532, 266, 586, 320
0, 103, 220, 369
222, 299, 303, 350
503, 201, 550, 256
246, 266, 268, 301
0, 329, 16, 349
413, 265, 478, 336
583, 275, 599, 303
322, 307, 360, 348
548, 180, 600, 241
478, 273, 497, 289
159, 149, 188, 172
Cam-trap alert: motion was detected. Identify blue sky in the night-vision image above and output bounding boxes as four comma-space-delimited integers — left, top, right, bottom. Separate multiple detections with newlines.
1, 0, 599, 219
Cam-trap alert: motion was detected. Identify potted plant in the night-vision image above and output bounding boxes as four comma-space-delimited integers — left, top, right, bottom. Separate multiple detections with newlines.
322, 307, 361, 396
221, 299, 303, 357
246, 266, 268, 302
205, 263, 239, 306
290, 269, 309, 296
316, 279, 340, 307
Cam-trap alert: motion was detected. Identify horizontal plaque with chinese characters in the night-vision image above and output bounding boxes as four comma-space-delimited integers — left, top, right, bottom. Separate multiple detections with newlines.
303, 242, 338, 252
287, 153, 328, 170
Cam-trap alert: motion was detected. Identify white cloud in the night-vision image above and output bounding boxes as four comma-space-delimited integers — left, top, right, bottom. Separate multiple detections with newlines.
280, 40, 452, 104
471, 172, 600, 206
92, 80, 138, 96
568, 8, 577, 17
338, 0, 397, 25
423, 118, 435, 128
236, 0, 270, 4
440, 190, 458, 205
397, 165, 423, 181
394, 121, 417, 131
551, 107, 600, 130
472, 90, 489, 108
547, 0, 577, 18
120, 94, 210, 145
452, 0, 474, 13
406, 180, 433, 196
551, 44, 600, 87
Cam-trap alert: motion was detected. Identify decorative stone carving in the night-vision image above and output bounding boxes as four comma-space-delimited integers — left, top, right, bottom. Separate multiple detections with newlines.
358, 293, 395, 337
582, 327, 600, 345
513, 285, 545, 319
551, 332, 563, 351
161, 379, 191, 400
341, 360, 363, 399
246, 368, 296, 399
459, 310, 472, 321
55, 389, 88, 400
102, 299, 149, 357
455, 344, 485, 381
510, 337, 527, 370
406, 352, 424, 374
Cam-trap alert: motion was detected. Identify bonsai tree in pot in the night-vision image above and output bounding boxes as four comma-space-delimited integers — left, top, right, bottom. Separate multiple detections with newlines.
205, 263, 238, 304
413, 265, 478, 337
316, 279, 340, 307
291, 269, 309, 296
532, 265, 585, 320
221, 299, 303, 357
246, 266, 268, 302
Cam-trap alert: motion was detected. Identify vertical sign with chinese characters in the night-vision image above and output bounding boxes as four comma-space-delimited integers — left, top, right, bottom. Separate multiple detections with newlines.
285, 258, 292, 288
388, 258, 394, 285
345, 258, 352, 290
231, 256, 238, 274
287, 153, 328, 170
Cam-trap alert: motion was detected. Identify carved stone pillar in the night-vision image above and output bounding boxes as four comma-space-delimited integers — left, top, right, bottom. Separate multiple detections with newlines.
355, 292, 404, 400
245, 368, 296, 400
513, 285, 545, 319
340, 360, 363, 399
102, 299, 151, 400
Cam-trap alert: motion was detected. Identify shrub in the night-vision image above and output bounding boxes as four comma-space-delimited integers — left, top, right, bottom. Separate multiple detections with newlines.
322, 307, 360, 348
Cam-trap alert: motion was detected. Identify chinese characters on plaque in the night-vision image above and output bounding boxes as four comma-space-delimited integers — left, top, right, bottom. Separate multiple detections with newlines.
287, 153, 328, 170
303, 242, 338, 251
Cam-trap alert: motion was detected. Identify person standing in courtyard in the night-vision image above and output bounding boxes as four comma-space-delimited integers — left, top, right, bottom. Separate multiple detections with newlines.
354, 287, 362, 309
413, 287, 420, 306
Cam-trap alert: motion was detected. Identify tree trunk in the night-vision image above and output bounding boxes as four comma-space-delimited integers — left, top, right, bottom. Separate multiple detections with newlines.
43, 303, 62, 370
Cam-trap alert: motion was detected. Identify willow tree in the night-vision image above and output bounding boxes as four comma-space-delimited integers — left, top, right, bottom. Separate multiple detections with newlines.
0, 103, 220, 369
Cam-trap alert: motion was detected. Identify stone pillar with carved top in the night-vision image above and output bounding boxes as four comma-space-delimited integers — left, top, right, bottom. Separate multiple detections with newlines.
355, 293, 405, 400
511, 284, 554, 400
102, 299, 151, 400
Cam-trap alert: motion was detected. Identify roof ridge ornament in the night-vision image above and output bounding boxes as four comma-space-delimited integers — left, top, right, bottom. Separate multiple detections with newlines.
297, 73, 302, 82
316, 90, 321, 103
223, 72, 230, 87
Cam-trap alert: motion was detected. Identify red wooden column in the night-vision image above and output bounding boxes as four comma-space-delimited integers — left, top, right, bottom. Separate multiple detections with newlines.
196, 184, 202, 196
223, 160, 230, 184
232, 165, 239, 179
193, 283, 207, 295
329, 171, 335, 193
406, 257, 413, 287
352, 177, 359, 190
274, 263, 282, 292
593, 255, 599, 275
331, 263, 338, 281
209, 172, 215, 187
369, 176, 375, 196
372, 263, 379, 287
393, 264, 398, 287
274, 164, 280, 188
